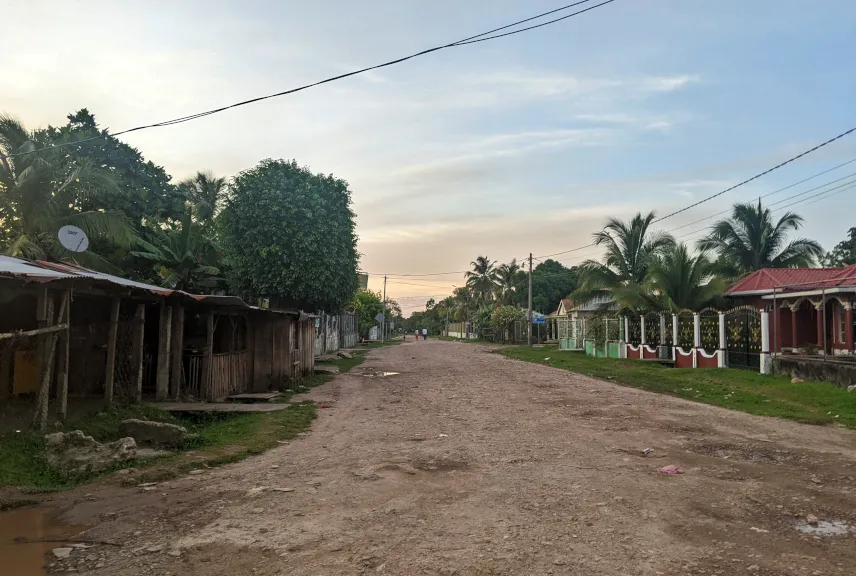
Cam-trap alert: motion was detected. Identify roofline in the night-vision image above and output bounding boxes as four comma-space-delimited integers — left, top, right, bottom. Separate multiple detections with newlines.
761, 287, 856, 300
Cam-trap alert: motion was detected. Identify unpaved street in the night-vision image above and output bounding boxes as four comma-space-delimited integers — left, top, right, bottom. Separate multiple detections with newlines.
55, 341, 856, 575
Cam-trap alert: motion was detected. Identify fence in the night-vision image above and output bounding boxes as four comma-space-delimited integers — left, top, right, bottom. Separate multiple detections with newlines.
314, 311, 358, 356
615, 307, 770, 373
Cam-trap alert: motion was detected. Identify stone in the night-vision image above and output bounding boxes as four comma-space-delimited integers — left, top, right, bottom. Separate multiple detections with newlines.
119, 419, 189, 448
188, 469, 205, 475
44, 431, 136, 474
168, 549, 181, 557
52, 547, 73, 559
146, 545, 164, 553
338, 351, 353, 359
791, 377, 805, 384
316, 354, 340, 362
847, 385, 856, 392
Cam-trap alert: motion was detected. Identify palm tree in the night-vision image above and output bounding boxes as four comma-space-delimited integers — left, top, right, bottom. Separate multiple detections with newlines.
697, 200, 823, 276
131, 211, 221, 291
465, 255, 497, 305
648, 243, 727, 312
0, 115, 135, 268
493, 259, 522, 305
180, 171, 227, 224
574, 211, 674, 310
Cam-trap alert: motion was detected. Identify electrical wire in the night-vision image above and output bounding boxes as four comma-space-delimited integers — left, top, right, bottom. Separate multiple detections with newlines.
1, 0, 617, 159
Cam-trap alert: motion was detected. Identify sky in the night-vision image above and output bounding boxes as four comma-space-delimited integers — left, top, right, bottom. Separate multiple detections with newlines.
2, 0, 855, 313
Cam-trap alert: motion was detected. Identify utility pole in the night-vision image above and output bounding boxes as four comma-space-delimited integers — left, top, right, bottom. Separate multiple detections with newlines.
527, 253, 533, 346
381, 275, 387, 342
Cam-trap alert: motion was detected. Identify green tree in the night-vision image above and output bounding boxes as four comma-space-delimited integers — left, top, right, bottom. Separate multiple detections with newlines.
648, 243, 726, 312
351, 290, 383, 339
0, 114, 135, 269
574, 211, 674, 311
494, 259, 523, 305
821, 227, 856, 267
465, 255, 497, 305
130, 211, 222, 291
531, 259, 578, 313
220, 159, 359, 312
181, 170, 227, 224
490, 305, 525, 342
697, 200, 823, 275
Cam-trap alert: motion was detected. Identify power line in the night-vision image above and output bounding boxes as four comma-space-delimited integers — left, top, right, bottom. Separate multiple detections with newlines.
652, 126, 856, 223
1, 0, 617, 159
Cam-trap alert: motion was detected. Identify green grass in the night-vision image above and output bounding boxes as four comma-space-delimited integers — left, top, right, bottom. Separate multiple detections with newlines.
499, 346, 856, 428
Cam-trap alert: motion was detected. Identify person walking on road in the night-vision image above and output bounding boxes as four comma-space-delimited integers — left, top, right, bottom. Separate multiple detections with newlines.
414, 329, 419, 340
422, 328, 428, 340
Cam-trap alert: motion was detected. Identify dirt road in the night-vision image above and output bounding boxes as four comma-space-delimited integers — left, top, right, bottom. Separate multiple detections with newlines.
53, 341, 856, 575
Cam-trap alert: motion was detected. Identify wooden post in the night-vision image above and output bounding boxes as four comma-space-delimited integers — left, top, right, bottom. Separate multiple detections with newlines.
56, 289, 71, 421
131, 303, 146, 404
201, 311, 214, 401
33, 292, 68, 430
155, 302, 172, 401
104, 297, 120, 406
170, 304, 184, 399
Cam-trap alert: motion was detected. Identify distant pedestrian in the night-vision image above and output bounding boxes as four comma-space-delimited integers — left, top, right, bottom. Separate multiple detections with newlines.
414, 329, 419, 340
422, 328, 428, 340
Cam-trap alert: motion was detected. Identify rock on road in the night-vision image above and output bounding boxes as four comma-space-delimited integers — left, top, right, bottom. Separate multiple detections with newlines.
59, 340, 856, 575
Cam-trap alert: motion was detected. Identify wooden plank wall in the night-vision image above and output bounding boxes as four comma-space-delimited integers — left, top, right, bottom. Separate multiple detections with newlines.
209, 351, 251, 401
249, 314, 313, 390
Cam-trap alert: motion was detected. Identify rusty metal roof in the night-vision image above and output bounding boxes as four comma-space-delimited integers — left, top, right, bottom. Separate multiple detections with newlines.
0, 256, 306, 316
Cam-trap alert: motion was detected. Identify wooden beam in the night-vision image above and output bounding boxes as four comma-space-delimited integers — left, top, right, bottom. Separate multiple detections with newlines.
131, 303, 146, 404
33, 292, 68, 430
155, 301, 172, 401
104, 297, 120, 406
56, 289, 71, 421
170, 304, 184, 399
201, 311, 215, 401
0, 324, 69, 340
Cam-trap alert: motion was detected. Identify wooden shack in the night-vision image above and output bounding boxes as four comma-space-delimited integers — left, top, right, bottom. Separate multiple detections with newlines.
0, 257, 315, 426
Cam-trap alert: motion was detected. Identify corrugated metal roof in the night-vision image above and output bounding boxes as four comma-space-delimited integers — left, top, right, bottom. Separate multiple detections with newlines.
0, 256, 306, 316
726, 265, 856, 294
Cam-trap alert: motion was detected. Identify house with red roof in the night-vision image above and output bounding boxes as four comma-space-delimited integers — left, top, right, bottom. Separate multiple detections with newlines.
725, 264, 856, 355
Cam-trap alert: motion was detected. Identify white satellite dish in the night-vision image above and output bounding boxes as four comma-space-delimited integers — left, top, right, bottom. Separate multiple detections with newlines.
58, 225, 89, 253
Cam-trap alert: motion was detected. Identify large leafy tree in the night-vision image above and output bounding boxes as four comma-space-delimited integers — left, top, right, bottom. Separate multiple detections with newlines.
821, 227, 856, 267
0, 114, 135, 269
574, 211, 674, 310
130, 211, 221, 291
42, 109, 185, 227
351, 290, 384, 339
531, 259, 578, 313
697, 200, 822, 275
220, 159, 359, 312
465, 255, 497, 305
648, 243, 726, 312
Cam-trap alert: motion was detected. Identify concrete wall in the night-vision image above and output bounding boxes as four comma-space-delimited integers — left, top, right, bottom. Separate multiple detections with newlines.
773, 356, 856, 388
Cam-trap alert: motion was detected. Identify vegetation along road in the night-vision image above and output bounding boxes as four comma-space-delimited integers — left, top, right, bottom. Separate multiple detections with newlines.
26, 341, 856, 575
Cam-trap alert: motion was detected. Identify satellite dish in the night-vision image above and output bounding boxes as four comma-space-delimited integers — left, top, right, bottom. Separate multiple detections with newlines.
58, 225, 89, 253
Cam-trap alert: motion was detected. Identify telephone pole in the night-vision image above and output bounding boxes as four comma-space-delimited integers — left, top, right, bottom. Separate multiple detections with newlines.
381, 275, 387, 342
527, 253, 533, 346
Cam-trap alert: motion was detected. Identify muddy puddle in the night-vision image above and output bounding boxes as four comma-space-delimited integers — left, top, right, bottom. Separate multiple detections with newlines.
0, 507, 85, 575
355, 370, 400, 378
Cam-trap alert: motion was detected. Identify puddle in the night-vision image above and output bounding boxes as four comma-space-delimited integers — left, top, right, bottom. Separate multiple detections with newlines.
0, 507, 85, 575
795, 519, 854, 537
355, 370, 400, 378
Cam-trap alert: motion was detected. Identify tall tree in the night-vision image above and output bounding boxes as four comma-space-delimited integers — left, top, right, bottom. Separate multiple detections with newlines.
574, 211, 674, 310
698, 200, 822, 275
821, 227, 856, 267
465, 255, 497, 305
351, 290, 384, 339
180, 170, 227, 224
0, 114, 135, 269
220, 159, 359, 312
648, 243, 726, 312
494, 259, 523, 305
531, 259, 578, 313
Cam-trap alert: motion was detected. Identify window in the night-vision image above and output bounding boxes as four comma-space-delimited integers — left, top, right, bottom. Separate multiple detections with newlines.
838, 303, 847, 345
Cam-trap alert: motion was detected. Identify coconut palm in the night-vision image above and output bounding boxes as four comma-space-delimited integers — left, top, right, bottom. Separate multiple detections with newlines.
131, 211, 221, 291
573, 211, 674, 310
180, 170, 227, 224
465, 255, 497, 305
648, 243, 727, 312
493, 259, 523, 305
0, 115, 135, 268
697, 200, 823, 275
